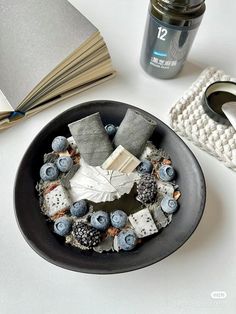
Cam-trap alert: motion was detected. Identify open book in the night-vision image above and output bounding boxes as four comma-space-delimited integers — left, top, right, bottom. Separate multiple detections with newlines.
0, 0, 115, 130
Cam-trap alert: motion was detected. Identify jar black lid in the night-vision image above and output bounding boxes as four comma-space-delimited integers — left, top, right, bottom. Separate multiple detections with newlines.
203, 81, 236, 124
161, 0, 205, 7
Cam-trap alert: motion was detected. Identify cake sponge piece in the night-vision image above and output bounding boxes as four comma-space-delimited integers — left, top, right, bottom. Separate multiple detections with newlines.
129, 208, 158, 238
102, 145, 140, 173
68, 112, 113, 166
113, 109, 157, 157
44, 185, 72, 217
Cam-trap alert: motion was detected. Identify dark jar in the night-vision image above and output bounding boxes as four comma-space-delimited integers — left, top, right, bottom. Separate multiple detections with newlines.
140, 0, 206, 79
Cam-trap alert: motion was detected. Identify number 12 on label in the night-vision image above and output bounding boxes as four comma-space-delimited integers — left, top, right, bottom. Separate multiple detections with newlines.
157, 27, 167, 41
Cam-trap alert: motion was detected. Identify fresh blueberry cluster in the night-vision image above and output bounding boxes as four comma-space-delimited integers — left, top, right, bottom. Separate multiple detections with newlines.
90, 209, 128, 231
136, 173, 157, 204
40, 136, 74, 181
52, 203, 132, 250
70, 209, 136, 251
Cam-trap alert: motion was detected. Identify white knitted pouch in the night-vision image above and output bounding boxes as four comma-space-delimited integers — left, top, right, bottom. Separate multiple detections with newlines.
169, 67, 236, 171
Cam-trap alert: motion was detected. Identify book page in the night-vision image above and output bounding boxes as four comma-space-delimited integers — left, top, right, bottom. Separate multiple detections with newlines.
25, 47, 109, 110
0, 72, 115, 131
0, 0, 97, 109
0, 89, 13, 112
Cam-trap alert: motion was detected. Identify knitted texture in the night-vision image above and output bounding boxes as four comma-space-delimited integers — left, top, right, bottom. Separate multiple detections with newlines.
169, 67, 236, 171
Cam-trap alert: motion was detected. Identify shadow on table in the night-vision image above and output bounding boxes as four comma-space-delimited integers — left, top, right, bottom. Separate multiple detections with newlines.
177, 61, 205, 79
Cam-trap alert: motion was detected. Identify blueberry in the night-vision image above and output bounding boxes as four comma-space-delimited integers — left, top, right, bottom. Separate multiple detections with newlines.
90, 211, 110, 231
105, 124, 117, 138
161, 196, 178, 214
117, 229, 138, 251
56, 156, 73, 172
159, 165, 175, 182
137, 159, 153, 174
70, 200, 88, 217
40, 163, 59, 181
110, 210, 127, 229
54, 217, 72, 236
52, 136, 68, 152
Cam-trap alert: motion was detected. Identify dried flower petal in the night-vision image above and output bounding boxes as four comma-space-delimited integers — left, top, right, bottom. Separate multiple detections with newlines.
107, 227, 120, 237
59, 150, 71, 157
51, 208, 69, 221
162, 159, 172, 165
73, 154, 81, 164
43, 181, 60, 195
173, 191, 181, 200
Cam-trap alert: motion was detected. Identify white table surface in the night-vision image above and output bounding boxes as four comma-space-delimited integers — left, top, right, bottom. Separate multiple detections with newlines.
0, 1, 236, 313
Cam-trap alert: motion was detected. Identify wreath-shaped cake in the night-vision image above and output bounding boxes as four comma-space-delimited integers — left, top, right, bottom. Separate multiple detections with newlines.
36, 109, 181, 253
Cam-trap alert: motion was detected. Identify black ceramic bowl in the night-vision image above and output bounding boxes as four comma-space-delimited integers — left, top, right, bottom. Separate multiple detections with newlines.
14, 100, 206, 274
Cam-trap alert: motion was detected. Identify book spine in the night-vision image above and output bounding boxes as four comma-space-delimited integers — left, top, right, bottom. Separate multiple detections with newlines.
9, 111, 25, 121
